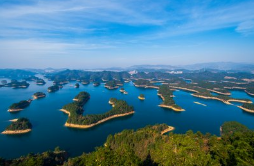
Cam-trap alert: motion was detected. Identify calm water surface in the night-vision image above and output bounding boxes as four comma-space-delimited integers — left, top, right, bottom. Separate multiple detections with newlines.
0, 77, 254, 159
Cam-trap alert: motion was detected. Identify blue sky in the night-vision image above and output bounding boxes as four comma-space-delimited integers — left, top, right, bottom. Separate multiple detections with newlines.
0, 0, 254, 69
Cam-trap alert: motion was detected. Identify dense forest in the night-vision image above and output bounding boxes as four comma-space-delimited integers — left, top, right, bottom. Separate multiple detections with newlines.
1, 121, 254, 165
134, 79, 152, 86
5, 118, 32, 131
9, 100, 31, 109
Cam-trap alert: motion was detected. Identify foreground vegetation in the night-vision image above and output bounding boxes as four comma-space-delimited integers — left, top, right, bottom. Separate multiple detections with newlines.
1, 121, 254, 165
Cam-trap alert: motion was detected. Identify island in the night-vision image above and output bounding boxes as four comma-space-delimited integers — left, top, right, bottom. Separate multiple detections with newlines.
105, 80, 119, 90
238, 103, 254, 113
1, 118, 32, 134
36, 79, 46, 85
61, 91, 134, 129
81, 79, 90, 85
158, 85, 185, 111
120, 88, 125, 93
93, 81, 100, 86
74, 83, 79, 88
8, 100, 32, 112
138, 94, 145, 100
48, 85, 59, 93
5, 80, 29, 89
33, 92, 46, 99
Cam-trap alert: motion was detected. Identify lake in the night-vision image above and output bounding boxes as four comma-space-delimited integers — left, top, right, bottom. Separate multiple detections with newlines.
1, 76, 254, 159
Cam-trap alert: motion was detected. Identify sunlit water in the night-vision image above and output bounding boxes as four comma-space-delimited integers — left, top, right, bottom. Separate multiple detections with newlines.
0, 76, 254, 159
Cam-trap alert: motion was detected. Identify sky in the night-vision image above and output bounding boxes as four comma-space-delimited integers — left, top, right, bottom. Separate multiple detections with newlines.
0, 0, 254, 69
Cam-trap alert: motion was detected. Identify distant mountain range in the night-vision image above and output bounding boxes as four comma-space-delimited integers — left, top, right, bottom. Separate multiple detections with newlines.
128, 62, 254, 73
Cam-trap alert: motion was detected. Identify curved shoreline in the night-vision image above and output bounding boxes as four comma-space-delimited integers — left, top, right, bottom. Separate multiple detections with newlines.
60, 109, 71, 116
245, 90, 254, 96
191, 94, 252, 105
8, 109, 23, 112
161, 126, 175, 135
159, 104, 185, 111
238, 106, 254, 113
33, 95, 46, 99
105, 85, 119, 90
207, 89, 231, 96
65, 111, 135, 129
1, 129, 31, 135
138, 96, 145, 100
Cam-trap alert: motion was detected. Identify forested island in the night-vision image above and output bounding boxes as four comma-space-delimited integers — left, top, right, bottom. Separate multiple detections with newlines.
33, 92, 46, 99
61, 92, 134, 129
74, 83, 79, 88
8, 100, 32, 112
48, 85, 59, 93
2, 121, 254, 165
93, 81, 100, 86
1, 118, 32, 134
158, 85, 184, 111
36, 79, 46, 85
4, 80, 29, 89
138, 94, 145, 100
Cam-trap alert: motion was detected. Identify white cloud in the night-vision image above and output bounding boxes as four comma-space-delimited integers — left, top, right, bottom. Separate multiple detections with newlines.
236, 20, 254, 35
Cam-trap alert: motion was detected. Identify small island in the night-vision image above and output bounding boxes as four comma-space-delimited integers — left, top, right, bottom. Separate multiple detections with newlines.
61, 92, 134, 129
120, 88, 125, 93
74, 83, 79, 88
93, 81, 100, 87
238, 103, 254, 113
33, 92, 46, 99
8, 100, 32, 112
1, 118, 32, 134
81, 79, 90, 85
138, 94, 145, 100
36, 79, 46, 85
48, 85, 59, 93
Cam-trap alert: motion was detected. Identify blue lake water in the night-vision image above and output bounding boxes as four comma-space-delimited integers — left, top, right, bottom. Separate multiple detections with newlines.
0, 77, 254, 159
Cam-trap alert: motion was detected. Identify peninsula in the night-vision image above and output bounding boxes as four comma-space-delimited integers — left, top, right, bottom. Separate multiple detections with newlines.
61, 92, 134, 129
8, 99, 32, 112
1, 118, 32, 134
158, 85, 185, 111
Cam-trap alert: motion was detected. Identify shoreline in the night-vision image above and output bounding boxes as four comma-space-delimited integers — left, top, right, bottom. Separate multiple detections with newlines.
191, 94, 252, 105
60, 109, 71, 116
138, 96, 145, 100
207, 89, 231, 96
8, 108, 23, 112
238, 106, 254, 113
1, 129, 31, 135
105, 85, 119, 90
73, 98, 79, 101
159, 104, 185, 111
161, 126, 175, 135
33, 95, 46, 99
245, 90, 254, 96
194, 102, 207, 106
65, 111, 135, 129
